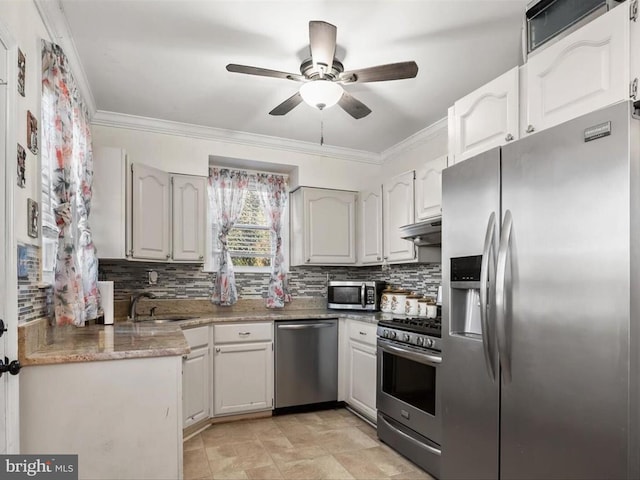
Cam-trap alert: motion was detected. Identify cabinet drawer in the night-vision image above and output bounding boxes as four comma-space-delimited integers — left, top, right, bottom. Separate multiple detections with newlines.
348, 320, 377, 346
183, 326, 209, 349
214, 322, 273, 344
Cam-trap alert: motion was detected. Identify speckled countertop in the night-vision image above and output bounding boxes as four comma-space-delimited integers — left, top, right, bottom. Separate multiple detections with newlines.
19, 306, 392, 367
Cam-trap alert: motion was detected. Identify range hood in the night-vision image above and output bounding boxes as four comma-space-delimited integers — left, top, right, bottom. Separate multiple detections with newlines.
399, 216, 442, 246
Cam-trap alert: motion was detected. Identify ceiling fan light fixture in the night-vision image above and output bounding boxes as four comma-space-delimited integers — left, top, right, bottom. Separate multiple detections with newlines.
300, 80, 343, 110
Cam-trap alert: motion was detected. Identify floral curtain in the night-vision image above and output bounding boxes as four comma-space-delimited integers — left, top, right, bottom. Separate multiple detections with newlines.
208, 168, 249, 305
256, 174, 291, 308
42, 40, 100, 326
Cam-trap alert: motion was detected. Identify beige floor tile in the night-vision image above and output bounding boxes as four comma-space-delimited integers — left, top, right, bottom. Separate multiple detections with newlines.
389, 468, 436, 480
356, 423, 378, 440
278, 454, 356, 480
184, 448, 213, 480
315, 427, 379, 454
212, 471, 249, 480
259, 434, 295, 453
334, 446, 416, 479
207, 439, 275, 474
184, 434, 205, 452
269, 445, 328, 466
245, 464, 285, 480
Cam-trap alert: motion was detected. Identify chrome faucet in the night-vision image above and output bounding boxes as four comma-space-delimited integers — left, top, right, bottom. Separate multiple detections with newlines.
129, 292, 157, 321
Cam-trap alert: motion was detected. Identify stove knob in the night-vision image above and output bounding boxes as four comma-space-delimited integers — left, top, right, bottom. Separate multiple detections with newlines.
403, 333, 411, 342
389, 331, 397, 339
416, 337, 424, 346
382, 330, 389, 338
425, 338, 434, 348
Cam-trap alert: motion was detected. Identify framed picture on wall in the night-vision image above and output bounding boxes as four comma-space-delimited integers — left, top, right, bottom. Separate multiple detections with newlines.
17, 143, 26, 188
17, 48, 25, 97
27, 110, 38, 155
27, 198, 39, 238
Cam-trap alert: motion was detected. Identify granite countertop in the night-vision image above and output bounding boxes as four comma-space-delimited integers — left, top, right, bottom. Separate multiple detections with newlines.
19, 307, 392, 367
20, 322, 190, 366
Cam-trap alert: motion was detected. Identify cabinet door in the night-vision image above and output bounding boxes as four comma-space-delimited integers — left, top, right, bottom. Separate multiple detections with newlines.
526, 4, 629, 135
304, 188, 357, 264
415, 155, 447, 221
452, 66, 519, 163
347, 340, 377, 422
359, 187, 383, 264
131, 163, 170, 260
92, 147, 128, 259
383, 171, 415, 263
172, 175, 207, 262
182, 344, 210, 427
214, 342, 273, 416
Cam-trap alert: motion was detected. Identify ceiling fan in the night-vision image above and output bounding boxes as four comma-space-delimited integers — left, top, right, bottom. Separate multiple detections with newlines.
226, 21, 418, 119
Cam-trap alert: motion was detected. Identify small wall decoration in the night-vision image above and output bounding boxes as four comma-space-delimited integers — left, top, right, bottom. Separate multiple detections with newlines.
27, 110, 38, 155
17, 143, 26, 188
17, 245, 28, 279
27, 198, 39, 238
17, 48, 25, 97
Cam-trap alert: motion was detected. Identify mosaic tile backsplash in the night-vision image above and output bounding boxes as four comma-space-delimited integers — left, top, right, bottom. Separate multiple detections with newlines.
98, 261, 442, 302
18, 244, 53, 322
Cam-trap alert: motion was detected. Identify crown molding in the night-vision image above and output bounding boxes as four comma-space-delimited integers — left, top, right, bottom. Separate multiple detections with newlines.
92, 110, 383, 165
381, 117, 448, 161
34, 0, 97, 117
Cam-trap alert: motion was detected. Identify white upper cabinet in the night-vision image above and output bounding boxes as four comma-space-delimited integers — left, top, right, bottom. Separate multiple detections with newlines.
290, 187, 357, 266
383, 171, 415, 263
415, 155, 447, 221
525, 3, 630, 135
132, 163, 171, 260
449, 66, 519, 164
171, 175, 207, 262
358, 187, 383, 265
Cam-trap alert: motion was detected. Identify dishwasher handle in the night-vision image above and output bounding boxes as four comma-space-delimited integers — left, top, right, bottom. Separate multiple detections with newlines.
277, 323, 335, 330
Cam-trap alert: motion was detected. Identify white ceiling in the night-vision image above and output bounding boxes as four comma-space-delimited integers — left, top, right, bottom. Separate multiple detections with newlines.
60, 0, 528, 154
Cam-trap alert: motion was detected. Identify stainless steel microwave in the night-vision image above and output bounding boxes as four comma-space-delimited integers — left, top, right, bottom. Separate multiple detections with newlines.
327, 281, 386, 311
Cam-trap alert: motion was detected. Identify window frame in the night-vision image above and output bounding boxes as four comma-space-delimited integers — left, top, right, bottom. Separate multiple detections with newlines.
203, 169, 289, 274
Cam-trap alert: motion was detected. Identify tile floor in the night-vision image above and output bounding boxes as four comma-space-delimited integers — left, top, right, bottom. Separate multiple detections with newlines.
184, 408, 436, 480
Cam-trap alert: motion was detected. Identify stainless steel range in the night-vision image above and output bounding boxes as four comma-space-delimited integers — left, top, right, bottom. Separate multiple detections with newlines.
377, 316, 442, 479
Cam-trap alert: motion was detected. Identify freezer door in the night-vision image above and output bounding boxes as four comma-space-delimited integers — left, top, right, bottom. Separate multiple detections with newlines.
499, 101, 630, 478
441, 148, 500, 479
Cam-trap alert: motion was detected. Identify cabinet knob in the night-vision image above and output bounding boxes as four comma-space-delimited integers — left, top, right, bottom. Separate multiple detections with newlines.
377, 256, 381, 261
526, 125, 535, 134
215, 347, 221, 353
199, 255, 204, 260
505, 133, 514, 142
166, 253, 171, 259
306, 258, 310, 263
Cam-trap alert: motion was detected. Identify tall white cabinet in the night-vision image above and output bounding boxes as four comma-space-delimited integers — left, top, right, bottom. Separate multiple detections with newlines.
171, 175, 207, 261
383, 171, 416, 263
358, 187, 384, 265
415, 155, 447, 221
290, 187, 357, 265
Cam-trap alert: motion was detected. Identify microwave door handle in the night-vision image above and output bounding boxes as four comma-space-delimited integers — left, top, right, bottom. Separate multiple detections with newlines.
361, 284, 366, 308
480, 211, 497, 382
496, 209, 514, 384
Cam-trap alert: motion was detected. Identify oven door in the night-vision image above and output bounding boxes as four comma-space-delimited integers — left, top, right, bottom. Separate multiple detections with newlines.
377, 338, 441, 445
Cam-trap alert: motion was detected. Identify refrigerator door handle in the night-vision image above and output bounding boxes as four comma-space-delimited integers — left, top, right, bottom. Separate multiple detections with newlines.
496, 209, 513, 383
480, 211, 497, 382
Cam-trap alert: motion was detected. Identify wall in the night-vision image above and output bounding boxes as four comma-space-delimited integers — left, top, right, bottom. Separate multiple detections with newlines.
98, 261, 442, 303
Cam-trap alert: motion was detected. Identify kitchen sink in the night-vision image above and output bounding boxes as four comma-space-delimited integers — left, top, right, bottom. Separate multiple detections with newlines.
139, 315, 199, 323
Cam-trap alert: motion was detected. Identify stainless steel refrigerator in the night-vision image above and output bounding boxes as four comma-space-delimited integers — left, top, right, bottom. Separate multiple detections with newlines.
441, 100, 640, 479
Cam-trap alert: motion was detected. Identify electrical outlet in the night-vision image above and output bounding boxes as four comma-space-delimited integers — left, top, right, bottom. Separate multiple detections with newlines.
147, 270, 158, 285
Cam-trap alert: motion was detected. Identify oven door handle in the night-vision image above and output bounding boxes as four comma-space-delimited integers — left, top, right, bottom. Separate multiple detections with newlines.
378, 340, 442, 366
378, 414, 441, 457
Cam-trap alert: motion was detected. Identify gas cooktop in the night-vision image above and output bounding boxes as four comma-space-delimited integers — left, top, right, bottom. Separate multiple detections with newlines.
378, 316, 442, 338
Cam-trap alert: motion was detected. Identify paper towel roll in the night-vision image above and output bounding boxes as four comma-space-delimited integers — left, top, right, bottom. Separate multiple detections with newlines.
98, 281, 114, 325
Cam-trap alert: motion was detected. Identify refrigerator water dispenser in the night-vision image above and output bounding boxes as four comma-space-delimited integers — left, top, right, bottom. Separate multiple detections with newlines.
450, 255, 483, 336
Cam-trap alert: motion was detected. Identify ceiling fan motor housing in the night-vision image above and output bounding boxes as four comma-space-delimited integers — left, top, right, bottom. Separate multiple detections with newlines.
300, 58, 344, 80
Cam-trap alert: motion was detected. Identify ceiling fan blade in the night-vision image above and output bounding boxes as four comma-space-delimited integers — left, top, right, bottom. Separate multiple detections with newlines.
226, 64, 305, 82
339, 61, 418, 84
338, 91, 372, 119
269, 92, 304, 116
309, 21, 337, 75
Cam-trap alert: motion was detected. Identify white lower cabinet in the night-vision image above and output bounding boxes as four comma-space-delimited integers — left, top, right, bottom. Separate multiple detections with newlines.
213, 322, 273, 416
182, 326, 211, 428
344, 320, 378, 422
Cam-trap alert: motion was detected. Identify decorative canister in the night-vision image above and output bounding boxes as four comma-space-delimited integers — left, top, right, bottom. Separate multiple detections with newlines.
426, 304, 438, 319
417, 298, 430, 317
380, 287, 394, 313
405, 294, 421, 316
391, 289, 410, 315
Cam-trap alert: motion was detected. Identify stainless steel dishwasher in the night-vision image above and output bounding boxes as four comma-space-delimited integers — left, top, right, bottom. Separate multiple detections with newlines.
275, 319, 338, 409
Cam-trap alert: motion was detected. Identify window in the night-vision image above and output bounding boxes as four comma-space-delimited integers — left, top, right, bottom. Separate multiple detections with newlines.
206, 171, 289, 273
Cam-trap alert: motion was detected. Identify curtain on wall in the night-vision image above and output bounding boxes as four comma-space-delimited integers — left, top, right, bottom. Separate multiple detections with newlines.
42, 40, 100, 326
208, 168, 249, 305
256, 173, 291, 308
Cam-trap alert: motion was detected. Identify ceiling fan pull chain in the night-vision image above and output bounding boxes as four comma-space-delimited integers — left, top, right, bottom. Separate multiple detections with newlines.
320, 113, 324, 146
